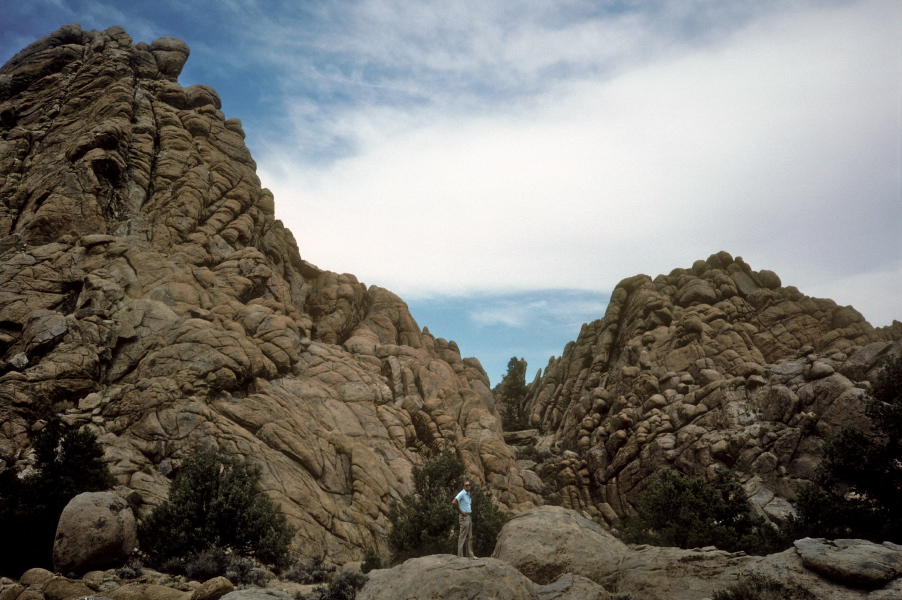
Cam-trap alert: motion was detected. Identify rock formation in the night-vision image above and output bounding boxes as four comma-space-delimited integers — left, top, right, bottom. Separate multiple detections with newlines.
3, 25, 901, 594
514, 251, 901, 526
52, 491, 137, 574
0, 24, 536, 564
492, 506, 902, 599
359, 555, 611, 600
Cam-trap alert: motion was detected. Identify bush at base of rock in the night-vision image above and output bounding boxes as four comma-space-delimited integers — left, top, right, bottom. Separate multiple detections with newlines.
622, 468, 792, 555
156, 547, 271, 587
283, 556, 335, 585
139, 449, 293, 572
359, 549, 382, 575
298, 572, 368, 600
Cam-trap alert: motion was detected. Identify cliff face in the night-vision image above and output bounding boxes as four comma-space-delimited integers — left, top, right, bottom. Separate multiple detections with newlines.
0, 25, 536, 562
519, 251, 901, 525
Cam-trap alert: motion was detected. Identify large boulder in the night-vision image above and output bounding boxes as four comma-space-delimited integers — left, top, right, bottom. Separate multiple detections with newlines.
492, 505, 627, 586
52, 492, 136, 574
357, 555, 609, 600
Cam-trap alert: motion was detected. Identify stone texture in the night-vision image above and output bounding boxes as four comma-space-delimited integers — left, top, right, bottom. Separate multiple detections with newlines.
513, 251, 901, 525
491, 506, 895, 600
794, 538, 902, 587
189, 578, 233, 600
219, 591, 292, 600
0, 25, 536, 566
535, 574, 610, 600
492, 505, 627, 585
357, 555, 540, 600
16, 572, 52, 588
53, 492, 137, 574
40, 579, 94, 600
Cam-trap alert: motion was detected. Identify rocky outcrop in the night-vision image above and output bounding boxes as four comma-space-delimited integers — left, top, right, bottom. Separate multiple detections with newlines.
52, 491, 137, 574
491, 506, 627, 585
0, 25, 536, 564
4, 508, 900, 600
793, 538, 902, 588
358, 555, 611, 600
493, 506, 902, 599
516, 251, 901, 524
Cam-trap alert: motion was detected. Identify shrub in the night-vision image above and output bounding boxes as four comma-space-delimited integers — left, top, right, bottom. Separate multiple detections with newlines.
299, 571, 368, 600
360, 547, 382, 574
115, 556, 144, 579
157, 547, 270, 586
795, 352, 902, 543
0, 418, 115, 576
139, 448, 293, 572
622, 468, 789, 555
284, 555, 335, 584
387, 451, 509, 562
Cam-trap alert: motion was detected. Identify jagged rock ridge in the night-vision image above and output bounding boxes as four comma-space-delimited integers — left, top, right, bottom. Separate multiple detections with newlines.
0, 24, 537, 563
515, 250, 900, 525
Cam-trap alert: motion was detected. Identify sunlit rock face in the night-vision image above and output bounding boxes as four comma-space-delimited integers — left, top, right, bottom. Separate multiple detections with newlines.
0, 25, 537, 563
516, 250, 901, 525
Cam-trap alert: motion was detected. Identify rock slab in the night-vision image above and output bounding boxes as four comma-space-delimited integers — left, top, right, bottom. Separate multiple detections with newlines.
794, 538, 902, 587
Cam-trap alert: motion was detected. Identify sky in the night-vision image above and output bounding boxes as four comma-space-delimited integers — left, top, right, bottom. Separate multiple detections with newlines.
2, 0, 900, 385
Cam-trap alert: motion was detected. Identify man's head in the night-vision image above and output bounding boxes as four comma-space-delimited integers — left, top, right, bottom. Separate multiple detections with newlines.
463, 480, 471, 491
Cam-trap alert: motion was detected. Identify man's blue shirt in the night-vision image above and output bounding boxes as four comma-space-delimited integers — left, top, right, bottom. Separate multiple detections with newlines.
455, 489, 472, 513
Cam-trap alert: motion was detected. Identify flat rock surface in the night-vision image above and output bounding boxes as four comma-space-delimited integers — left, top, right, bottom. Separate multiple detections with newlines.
794, 538, 902, 587
358, 555, 541, 600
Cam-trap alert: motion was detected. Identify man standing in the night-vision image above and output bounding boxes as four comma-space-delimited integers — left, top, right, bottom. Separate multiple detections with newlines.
451, 480, 476, 559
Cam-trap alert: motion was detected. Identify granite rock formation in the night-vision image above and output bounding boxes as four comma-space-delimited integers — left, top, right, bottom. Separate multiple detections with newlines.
52, 491, 137, 574
0, 24, 536, 564
513, 251, 901, 525
492, 506, 902, 599
358, 555, 611, 600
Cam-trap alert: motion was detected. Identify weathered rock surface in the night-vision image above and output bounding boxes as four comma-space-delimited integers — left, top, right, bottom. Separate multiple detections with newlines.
358, 556, 537, 600
0, 25, 536, 565
190, 577, 233, 600
358, 554, 610, 600
492, 506, 901, 600
53, 491, 137, 574
492, 505, 627, 585
515, 251, 901, 524
794, 538, 902, 587
219, 590, 291, 600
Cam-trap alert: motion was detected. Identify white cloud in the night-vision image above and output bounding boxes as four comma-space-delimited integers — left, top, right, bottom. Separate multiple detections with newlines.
256, 0, 900, 325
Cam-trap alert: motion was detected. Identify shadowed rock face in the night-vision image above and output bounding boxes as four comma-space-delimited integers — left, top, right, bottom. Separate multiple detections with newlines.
0, 25, 537, 563
517, 250, 901, 524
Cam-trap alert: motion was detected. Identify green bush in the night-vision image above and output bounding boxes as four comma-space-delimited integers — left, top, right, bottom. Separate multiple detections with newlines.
139, 448, 293, 572
360, 547, 382, 574
299, 571, 368, 600
622, 468, 789, 555
795, 353, 902, 543
0, 418, 115, 576
284, 555, 335, 584
387, 451, 509, 562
